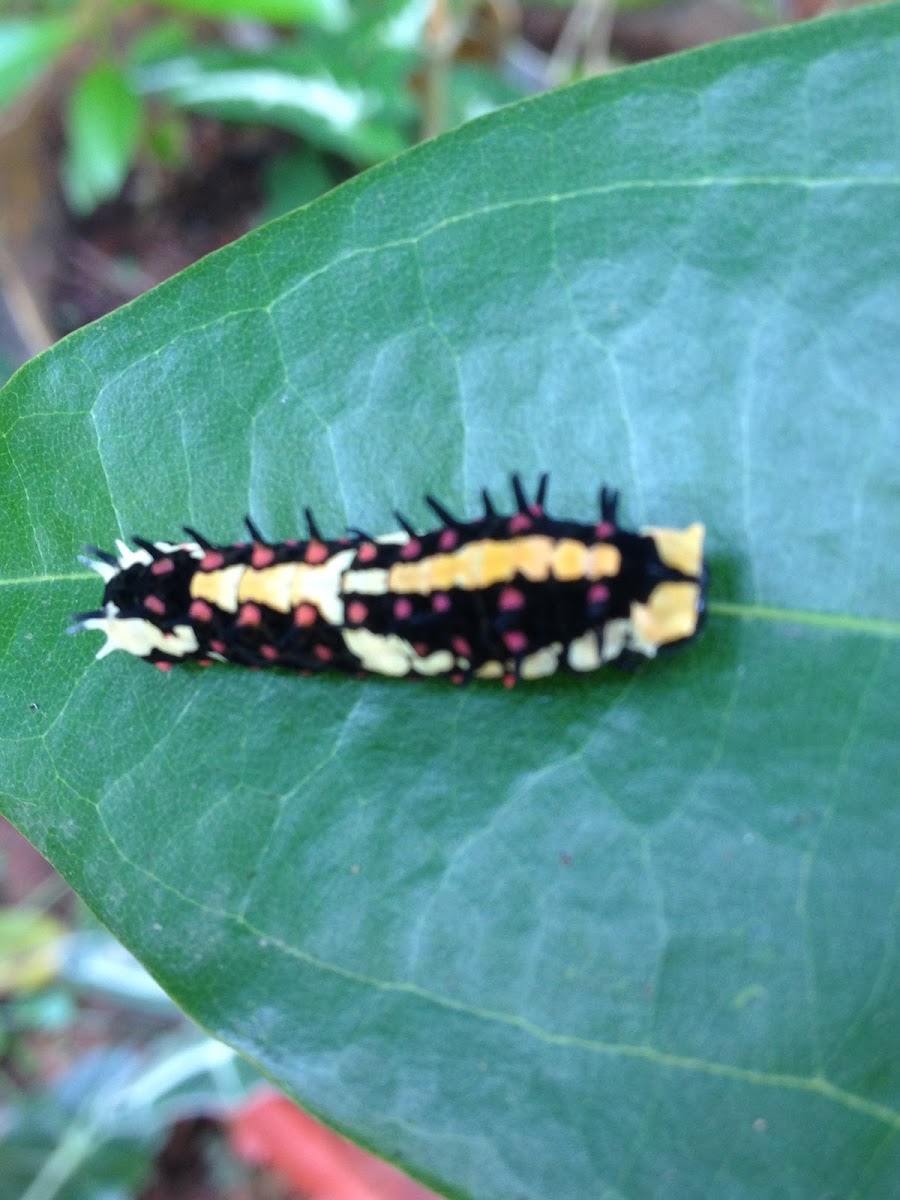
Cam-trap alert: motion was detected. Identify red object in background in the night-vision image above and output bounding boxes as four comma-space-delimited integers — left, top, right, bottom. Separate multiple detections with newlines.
229, 1090, 440, 1200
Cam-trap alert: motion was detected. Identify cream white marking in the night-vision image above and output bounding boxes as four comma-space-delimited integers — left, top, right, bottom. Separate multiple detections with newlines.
599, 620, 630, 663
623, 611, 659, 658
341, 628, 414, 676
520, 644, 563, 680
192, 563, 244, 613
338, 534, 406, 598
641, 522, 705, 578
594, 616, 659, 663
342, 568, 390, 596
78, 555, 118, 584
341, 630, 452, 678
111, 539, 197, 571
114, 539, 151, 569
475, 661, 504, 679
189, 549, 356, 623
411, 649, 454, 676
238, 562, 296, 611
295, 548, 355, 624
567, 630, 603, 672
78, 605, 199, 660
81, 539, 203, 578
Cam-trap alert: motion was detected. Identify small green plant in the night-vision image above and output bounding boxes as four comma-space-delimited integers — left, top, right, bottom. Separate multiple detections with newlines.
0, 0, 522, 215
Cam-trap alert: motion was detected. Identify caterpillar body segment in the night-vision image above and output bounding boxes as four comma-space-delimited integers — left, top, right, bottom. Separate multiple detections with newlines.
72, 477, 707, 685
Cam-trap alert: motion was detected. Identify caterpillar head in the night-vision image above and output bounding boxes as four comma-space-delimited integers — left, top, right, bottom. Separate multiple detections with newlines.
69, 540, 200, 663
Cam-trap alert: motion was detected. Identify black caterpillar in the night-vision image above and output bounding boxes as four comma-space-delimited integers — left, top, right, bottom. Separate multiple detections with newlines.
71, 476, 707, 686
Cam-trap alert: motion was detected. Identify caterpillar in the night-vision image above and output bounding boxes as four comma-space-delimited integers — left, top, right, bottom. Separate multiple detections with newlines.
71, 476, 707, 686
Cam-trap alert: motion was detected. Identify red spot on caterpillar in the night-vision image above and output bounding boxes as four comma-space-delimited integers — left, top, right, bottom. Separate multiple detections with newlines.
150, 558, 175, 576
452, 636, 472, 658
498, 586, 525, 611
588, 583, 610, 606
155, 661, 172, 672
189, 599, 214, 622
439, 528, 459, 550
394, 597, 413, 620
144, 595, 166, 615
198, 659, 213, 667
201, 550, 226, 570
357, 542, 378, 564
413, 641, 430, 656
529, 505, 544, 518
252, 544, 276, 569
314, 645, 333, 663
400, 539, 422, 560
595, 521, 614, 540
238, 603, 262, 627
210, 640, 226, 654
260, 645, 279, 661
346, 601, 368, 624
294, 603, 318, 627
432, 593, 451, 613
503, 671, 517, 689
503, 630, 528, 654
508, 514, 531, 534
305, 541, 328, 565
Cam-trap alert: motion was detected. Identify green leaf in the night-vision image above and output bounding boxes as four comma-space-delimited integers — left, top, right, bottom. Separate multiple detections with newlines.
2, 6, 899, 1198
0, 16, 75, 110
447, 61, 526, 128
0, 1094, 156, 1200
153, 0, 350, 32
63, 63, 143, 214
260, 144, 340, 220
133, 41, 413, 163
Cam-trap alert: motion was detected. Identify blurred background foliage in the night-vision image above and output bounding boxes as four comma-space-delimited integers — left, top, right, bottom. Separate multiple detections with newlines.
0, 0, 812, 357
0, 1, 872, 1196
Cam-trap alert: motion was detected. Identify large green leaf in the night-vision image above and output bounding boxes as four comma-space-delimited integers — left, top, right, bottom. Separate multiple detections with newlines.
2, 7, 898, 1197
